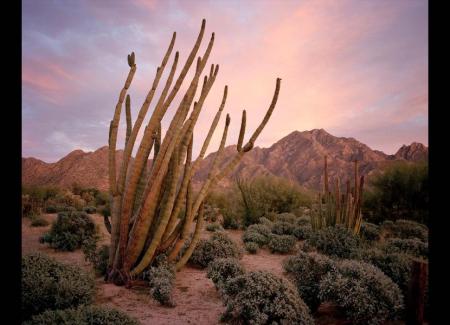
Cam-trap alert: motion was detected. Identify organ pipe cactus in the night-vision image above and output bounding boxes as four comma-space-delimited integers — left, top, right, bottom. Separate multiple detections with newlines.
106, 19, 281, 285
310, 156, 365, 235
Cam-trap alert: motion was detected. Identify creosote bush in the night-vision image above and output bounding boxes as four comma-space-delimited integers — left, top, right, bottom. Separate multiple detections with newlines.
245, 241, 259, 254
83, 205, 97, 214
358, 248, 413, 296
268, 234, 296, 254
30, 215, 49, 227
319, 259, 404, 325
304, 225, 362, 259
271, 221, 295, 235
283, 251, 335, 312
381, 238, 428, 259
23, 305, 139, 325
273, 212, 297, 224
190, 232, 242, 268
242, 223, 271, 247
221, 271, 314, 325
381, 219, 428, 242
360, 222, 380, 241
22, 253, 95, 320
82, 237, 110, 276
206, 222, 224, 232
146, 257, 176, 307
40, 211, 98, 251
293, 224, 313, 240
207, 257, 245, 291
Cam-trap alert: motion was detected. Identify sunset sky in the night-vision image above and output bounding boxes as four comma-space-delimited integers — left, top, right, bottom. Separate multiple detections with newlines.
22, 0, 428, 162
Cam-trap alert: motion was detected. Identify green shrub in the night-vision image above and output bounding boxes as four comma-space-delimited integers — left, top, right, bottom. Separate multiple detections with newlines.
242, 224, 271, 246
82, 237, 109, 276
283, 251, 336, 312
273, 212, 297, 224
292, 224, 313, 240
381, 219, 428, 242
222, 271, 314, 324
99, 204, 111, 218
146, 258, 176, 307
207, 258, 245, 291
271, 221, 295, 235
362, 162, 428, 225
22, 253, 95, 320
381, 238, 428, 258
304, 225, 362, 259
268, 234, 296, 254
40, 211, 98, 251
30, 215, 49, 227
319, 259, 404, 325
83, 206, 97, 214
206, 222, 224, 232
236, 176, 313, 227
359, 248, 413, 296
294, 215, 311, 226
259, 216, 273, 227
45, 205, 58, 213
223, 214, 240, 229
360, 222, 380, 241
245, 241, 259, 254
23, 305, 139, 325
190, 232, 242, 268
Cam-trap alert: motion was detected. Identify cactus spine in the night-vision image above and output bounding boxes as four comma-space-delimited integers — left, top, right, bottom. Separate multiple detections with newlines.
106, 19, 281, 285
311, 156, 365, 235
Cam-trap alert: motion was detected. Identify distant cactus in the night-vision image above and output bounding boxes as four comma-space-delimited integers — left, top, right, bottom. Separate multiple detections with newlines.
311, 156, 365, 235
105, 19, 281, 285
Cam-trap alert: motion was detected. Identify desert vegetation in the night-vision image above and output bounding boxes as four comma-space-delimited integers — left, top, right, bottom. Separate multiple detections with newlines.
20, 16, 429, 325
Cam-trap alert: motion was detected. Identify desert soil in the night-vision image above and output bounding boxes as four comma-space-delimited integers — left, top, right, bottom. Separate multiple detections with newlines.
22, 214, 365, 325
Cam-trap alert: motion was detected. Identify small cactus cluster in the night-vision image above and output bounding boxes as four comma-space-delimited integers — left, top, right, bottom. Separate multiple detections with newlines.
106, 19, 280, 284
311, 156, 365, 235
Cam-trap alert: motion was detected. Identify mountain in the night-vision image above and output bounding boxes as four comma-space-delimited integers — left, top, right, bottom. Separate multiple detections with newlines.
22, 129, 428, 191
393, 142, 428, 162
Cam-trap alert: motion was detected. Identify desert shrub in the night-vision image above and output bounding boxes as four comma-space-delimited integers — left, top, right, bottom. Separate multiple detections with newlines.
40, 211, 98, 251
273, 212, 297, 224
381, 238, 428, 258
319, 259, 404, 325
146, 258, 176, 307
23, 305, 139, 325
236, 176, 314, 227
242, 224, 271, 246
360, 222, 380, 241
45, 205, 58, 213
304, 225, 362, 259
292, 224, 313, 240
360, 248, 413, 296
83, 205, 97, 214
271, 221, 295, 235
242, 231, 268, 247
294, 215, 311, 226
207, 258, 245, 291
99, 204, 111, 218
259, 216, 273, 227
206, 222, 224, 232
22, 253, 95, 320
245, 241, 259, 254
223, 214, 240, 229
221, 271, 314, 324
190, 232, 242, 268
81, 237, 109, 276
30, 215, 49, 227
381, 219, 428, 242
362, 162, 428, 225
268, 234, 296, 254
283, 251, 336, 312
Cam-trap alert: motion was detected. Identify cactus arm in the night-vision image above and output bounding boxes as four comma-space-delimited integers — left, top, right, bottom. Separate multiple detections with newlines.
125, 94, 132, 146
237, 110, 246, 152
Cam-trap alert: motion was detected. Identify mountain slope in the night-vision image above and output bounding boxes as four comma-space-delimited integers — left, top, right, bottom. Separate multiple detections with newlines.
22, 129, 428, 191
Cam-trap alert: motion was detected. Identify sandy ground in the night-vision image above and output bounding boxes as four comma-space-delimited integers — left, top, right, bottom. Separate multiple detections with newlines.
22, 214, 398, 325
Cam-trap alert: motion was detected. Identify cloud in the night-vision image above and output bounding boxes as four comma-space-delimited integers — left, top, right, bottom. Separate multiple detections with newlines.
22, 0, 428, 161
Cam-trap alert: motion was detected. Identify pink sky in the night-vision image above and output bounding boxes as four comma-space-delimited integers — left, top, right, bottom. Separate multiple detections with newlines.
22, 0, 428, 162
